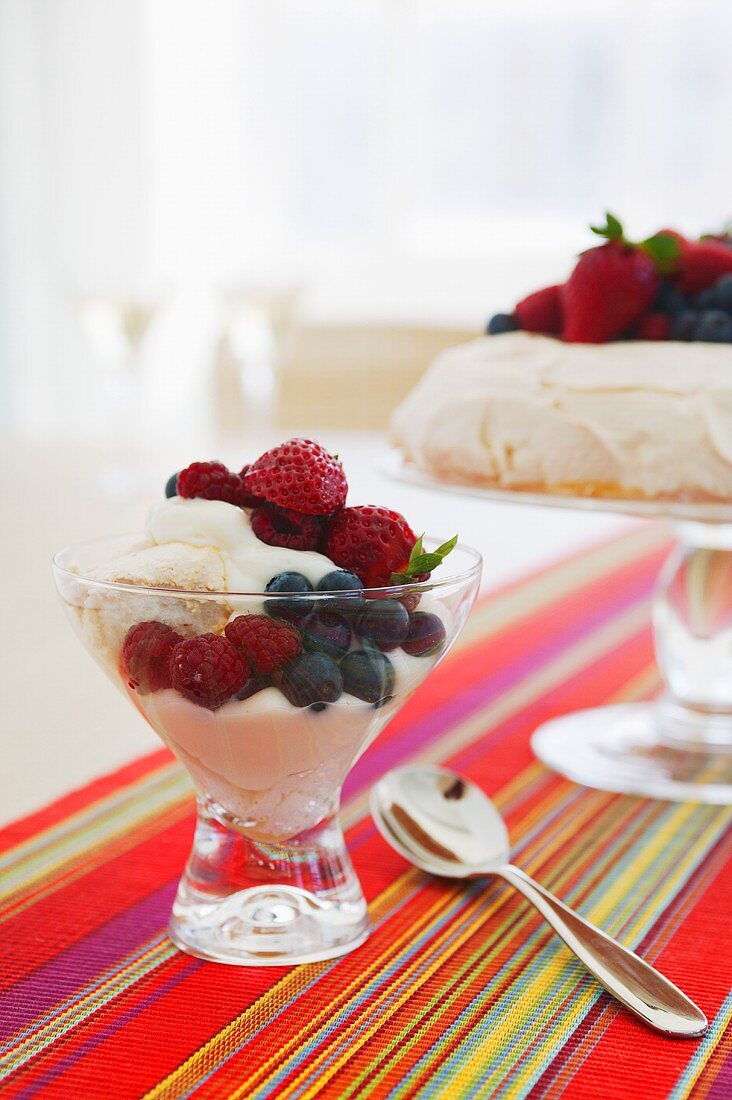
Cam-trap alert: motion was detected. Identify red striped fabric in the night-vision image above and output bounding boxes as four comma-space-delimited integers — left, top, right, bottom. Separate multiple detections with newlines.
1, 525, 731, 1099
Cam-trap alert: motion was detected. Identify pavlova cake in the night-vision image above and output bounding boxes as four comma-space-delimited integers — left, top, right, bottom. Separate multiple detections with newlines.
391, 215, 732, 502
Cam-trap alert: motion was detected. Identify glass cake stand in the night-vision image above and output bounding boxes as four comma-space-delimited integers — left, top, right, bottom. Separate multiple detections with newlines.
389, 454, 732, 804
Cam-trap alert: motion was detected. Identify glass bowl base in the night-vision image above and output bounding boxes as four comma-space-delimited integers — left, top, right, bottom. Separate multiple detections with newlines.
169, 882, 370, 966
532, 703, 732, 804
168, 801, 370, 966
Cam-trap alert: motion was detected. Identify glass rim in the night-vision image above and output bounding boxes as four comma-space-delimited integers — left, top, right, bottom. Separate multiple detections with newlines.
52, 533, 483, 600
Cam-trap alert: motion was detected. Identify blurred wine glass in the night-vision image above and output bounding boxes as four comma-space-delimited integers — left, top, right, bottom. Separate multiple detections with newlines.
217, 284, 300, 435
72, 294, 160, 496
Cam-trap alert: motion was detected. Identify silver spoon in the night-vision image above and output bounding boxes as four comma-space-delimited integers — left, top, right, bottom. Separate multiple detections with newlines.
370, 765, 707, 1038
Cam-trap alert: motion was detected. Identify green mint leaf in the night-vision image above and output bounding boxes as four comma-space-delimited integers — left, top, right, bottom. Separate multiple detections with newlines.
640, 232, 681, 273
390, 572, 412, 586
434, 534, 458, 558
590, 212, 624, 241
409, 535, 424, 564
408, 553, 443, 573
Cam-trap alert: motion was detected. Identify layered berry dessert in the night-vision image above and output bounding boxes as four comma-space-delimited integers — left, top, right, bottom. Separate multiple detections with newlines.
60, 440, 467, 841
391, 216, 732, 502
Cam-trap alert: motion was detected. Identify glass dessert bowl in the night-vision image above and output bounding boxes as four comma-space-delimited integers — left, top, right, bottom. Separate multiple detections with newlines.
53, 531, 481, 965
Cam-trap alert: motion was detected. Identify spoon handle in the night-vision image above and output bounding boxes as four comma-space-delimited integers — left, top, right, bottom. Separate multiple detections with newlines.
495, 863, 707, 1037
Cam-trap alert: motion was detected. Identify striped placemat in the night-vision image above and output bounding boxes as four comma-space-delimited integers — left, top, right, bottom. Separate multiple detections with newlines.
2, 525, 731, 1099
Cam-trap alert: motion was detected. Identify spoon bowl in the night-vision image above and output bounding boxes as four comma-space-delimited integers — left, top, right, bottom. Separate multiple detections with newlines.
373, 765, 509, 873
371, 765, 708, 1038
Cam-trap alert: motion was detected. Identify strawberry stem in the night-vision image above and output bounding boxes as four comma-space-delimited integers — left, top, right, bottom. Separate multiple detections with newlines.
589, 211, 680, 274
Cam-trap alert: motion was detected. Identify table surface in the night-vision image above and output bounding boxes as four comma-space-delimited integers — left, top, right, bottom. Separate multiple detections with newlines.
4, 518, 728, 1100
0, 432, 637, 827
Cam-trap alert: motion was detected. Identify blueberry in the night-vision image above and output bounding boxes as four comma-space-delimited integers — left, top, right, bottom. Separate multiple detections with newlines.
704, 273, 732, 313
654, 282, 689, 316
694, 310, 732, 343
165, 472, 179, 498
486, 313, 520, 336
695, 286, 719, 311
236, 671, 262, 701
300, 611, 352, 660
340, 649, 395, 706
355, 599, 410, 648
316, 570, 364, 613
670, 310, 699, 341
402, 612, 447, 657
280, 652, 343, 708
265, 571, 314, 620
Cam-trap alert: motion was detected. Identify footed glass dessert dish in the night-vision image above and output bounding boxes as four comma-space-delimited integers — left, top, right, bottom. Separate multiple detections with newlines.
53, 534, 481, 964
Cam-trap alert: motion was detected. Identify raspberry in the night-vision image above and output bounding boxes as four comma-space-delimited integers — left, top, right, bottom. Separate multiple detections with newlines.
121, 621, 182, 694
224, 615, 302, 679
243, 438, 347, 515
251, 504, 322, 551
170, 633, 250, 709
177, 461, 245, 506
514, 285, 563, 335
635, 312, 670, 340
324, 505, 417, 588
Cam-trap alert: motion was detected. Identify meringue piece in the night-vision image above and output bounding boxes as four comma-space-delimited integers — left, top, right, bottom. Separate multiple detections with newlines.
391, 332, 732, 501
80, 542, 230, 659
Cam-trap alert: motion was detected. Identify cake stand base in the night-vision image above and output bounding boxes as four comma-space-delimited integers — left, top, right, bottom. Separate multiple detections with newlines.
532, 703, 732, 804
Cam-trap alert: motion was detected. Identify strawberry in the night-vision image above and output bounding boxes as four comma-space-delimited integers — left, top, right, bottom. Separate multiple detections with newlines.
562, 213, 678, 343
514, 285, 563, 335
675, 239, 732, 295
324, 506, 417, 588
324, 508, 457, 590
243, 439, 347, 516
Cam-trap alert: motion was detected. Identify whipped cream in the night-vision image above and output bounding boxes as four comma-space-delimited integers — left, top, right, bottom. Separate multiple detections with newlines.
147, 497, 338, 592
391, 332, 732, 501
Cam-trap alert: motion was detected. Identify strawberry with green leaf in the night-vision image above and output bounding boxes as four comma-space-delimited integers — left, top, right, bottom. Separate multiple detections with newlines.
390, 534, 458, 585
324, 506, 457, 589
562, 213, 680, 343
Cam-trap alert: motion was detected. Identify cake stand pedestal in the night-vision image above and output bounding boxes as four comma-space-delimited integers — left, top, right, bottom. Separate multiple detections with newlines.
389, 457, 732, 804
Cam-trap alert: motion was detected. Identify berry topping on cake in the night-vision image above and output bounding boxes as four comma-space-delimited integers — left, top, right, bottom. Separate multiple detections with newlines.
485, 213, 732, 345
515, 284, 563, 335
280, 652, 344, 709
674, 239, 732, 295
250, 503, 322, 551
164, 472, 179, 499
486, 313, 520, 336
170, 633, 250, 709
562, 215, 668, 343
243, 438, 347, 515
340, 648, 395, 706
265, 572, 315, 619
694, 310, 732, 343
634, 313, 671, 341
121, 620, 182, 694
224, 614, 302, 679
177, 461, 245, 506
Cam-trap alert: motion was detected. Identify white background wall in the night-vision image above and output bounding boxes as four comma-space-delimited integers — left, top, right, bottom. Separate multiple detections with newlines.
2, 0, 732, 438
